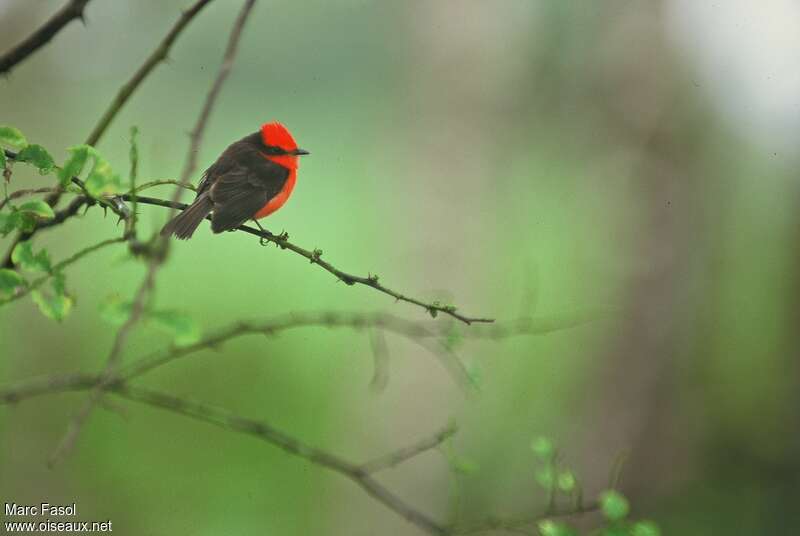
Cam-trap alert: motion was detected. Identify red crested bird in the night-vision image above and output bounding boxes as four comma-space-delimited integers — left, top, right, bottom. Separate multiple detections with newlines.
161, 122, 309, 239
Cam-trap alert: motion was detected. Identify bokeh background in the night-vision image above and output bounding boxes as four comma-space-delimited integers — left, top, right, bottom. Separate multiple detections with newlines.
1, 1, 798, 534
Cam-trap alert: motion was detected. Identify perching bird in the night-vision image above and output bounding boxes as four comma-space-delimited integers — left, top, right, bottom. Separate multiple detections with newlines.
161, 122, 309, 239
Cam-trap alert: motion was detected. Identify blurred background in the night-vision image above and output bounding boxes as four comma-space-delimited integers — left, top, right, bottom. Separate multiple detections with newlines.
1, 0, 798, 534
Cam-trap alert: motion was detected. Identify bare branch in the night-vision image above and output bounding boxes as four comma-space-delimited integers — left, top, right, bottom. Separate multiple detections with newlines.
361, 422, 456, 474
116, 384, 450, 535
119, 311, 472, 391
0, 0, 91, 75
84, 0, 217, 147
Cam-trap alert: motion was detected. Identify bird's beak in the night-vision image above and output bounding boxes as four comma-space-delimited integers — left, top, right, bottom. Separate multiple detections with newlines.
292, 148, 310, 156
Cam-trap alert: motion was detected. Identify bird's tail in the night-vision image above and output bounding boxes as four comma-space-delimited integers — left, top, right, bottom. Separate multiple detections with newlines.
160, 194, 213, 240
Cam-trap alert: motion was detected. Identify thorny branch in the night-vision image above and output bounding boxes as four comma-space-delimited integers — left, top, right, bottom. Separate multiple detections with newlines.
0, 0, 91, 75
1, 0, 217, 267
121, 193, 494, 324
0, 175, 495, 324
47, 0, 258, 467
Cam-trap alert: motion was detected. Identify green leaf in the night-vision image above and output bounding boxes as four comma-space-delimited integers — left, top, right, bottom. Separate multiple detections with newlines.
537, 520, 578, 536
99, 294, 131, 325
599, 490, 630, 521
0, 126, 28, 149
0, 269, 26, 298
150, 309, 201, 346
557, 470, 576, 492
449, 455, 479, 475
531, 436, 556, 460
0, 212, 15, 235
0, 149, 6, 169
31, 272, 72, 321
16, 144, 55, 174
59, 145, 90, 187
12, 211, 37, 233
631, 521, 660, 536
84, 157, 120, 197
11, 241, 52, 273
535, 465, 555, 489
17, 200, 55, 220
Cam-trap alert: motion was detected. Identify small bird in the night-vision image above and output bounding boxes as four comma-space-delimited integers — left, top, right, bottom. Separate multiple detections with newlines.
161, 122, 309, 239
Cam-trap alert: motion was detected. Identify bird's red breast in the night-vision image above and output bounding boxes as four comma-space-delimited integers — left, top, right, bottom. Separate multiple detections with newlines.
255, 122, 301, 218
254, 166, 296, 218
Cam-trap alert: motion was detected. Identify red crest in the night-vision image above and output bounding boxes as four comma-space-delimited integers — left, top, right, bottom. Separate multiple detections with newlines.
260, 122, 297, 151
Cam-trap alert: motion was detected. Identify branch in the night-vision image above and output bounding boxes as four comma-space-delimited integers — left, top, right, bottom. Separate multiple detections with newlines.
118, 311, 473, 391
0, 187, 61, 211
0, 0, 91, 75
47, 0, 257, 467
84, 0, 217, 147
0, 0, 218, 266
119, 193, 493, 324
116, 385, 448, 535
447, 503, 600, 535
0, 236, 125, 305
361, 422, 457, 474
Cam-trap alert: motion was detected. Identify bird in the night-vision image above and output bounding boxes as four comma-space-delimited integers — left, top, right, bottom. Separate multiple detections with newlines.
160, 122, 309, 240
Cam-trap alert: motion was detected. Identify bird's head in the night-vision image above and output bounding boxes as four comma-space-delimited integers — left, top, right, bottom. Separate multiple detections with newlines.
259, 122, 309, 162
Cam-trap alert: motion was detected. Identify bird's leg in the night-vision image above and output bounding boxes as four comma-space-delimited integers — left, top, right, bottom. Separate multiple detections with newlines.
253, 219, 270, 246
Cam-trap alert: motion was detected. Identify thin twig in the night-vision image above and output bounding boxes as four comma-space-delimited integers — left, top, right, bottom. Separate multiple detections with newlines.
119, 311, 472, 391
0, 187, 61, 211
368, 327, 390, 393
130, 179, 196, 194
47, 0, 258, 467
447, 502, 600, 535
361, 422, 457, 474
0, 236, 126, 305
0, 0, 91, 74
120, 194, 493, 324
84, 0, 217, 147
115, 385, 450, 535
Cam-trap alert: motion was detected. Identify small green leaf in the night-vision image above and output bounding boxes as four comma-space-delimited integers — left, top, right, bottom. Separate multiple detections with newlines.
59, 145, 90, 187
0, 126, 28, 149
0, 149, 6, 169
0, 269, 26, 298
99, 294, 131, 325
17, 200, 55, 220
449, 455, 479, 475
535, 465, 555, 489
0, 212, 15, 235
631, 521, 660, 536
16, 144, 55, 174
599, 490, 630, 521
538, 520, 578, 536
531, 436, 556, 459
84, 157, 120, 197
12, 241, 52, 273
12, 211, 37, 233
150, 309, 201, 346
557, 470, 576, 492
31, 284, 73, 321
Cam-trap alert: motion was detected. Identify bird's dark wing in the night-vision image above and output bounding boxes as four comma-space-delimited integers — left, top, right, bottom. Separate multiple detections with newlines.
207, 147, 289, 233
